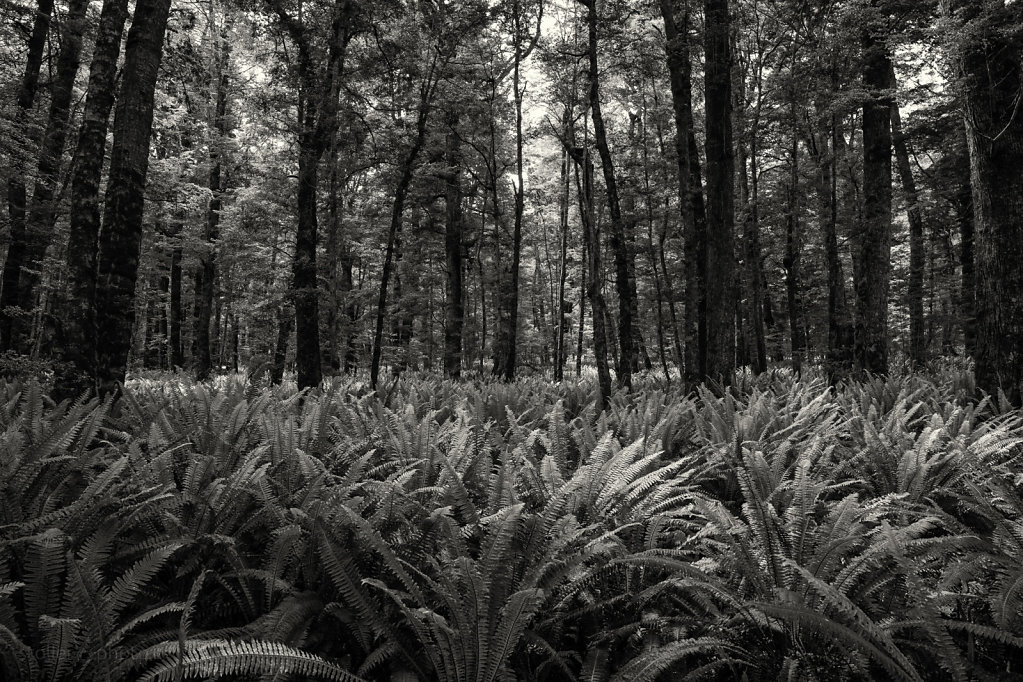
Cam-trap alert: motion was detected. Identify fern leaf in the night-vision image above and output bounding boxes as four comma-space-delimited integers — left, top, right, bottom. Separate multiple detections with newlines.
138, 639, 365, 681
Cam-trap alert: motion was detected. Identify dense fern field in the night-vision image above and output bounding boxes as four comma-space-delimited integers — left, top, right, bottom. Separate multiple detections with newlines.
2, 369, 1023, 681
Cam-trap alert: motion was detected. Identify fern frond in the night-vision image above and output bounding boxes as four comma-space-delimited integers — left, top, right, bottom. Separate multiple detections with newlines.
137, 639, 365, 681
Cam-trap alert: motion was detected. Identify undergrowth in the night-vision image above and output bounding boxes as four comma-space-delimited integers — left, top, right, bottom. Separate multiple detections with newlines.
1, 367, 1022, 680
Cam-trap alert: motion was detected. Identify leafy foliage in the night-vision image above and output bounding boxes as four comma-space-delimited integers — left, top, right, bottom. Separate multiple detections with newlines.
1, 368, 1022, 680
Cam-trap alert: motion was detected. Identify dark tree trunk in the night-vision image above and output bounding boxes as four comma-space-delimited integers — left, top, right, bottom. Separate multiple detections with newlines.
53, 0, 130, 399
739, 127, 767, 375
4, 0, 90, 353
952, 1, 1023, 402
702, 0, 736, 383
293, 138, 323, 389
784, 106, 805, 374
889, 65, 926, 368
815, 116, 854, 381
855, 14, 893, 377
1, 0, 54, 351
582, 0, 635, 389
371, 85, 433, 388
444, 113, 465, 379
194, 32, 230, 381
555, 118, 571, 382
92, 0, 173, 398
272, 0, 356, 391
573, 146, 613, 410
658, 0, 706, 380
492, 3, 529, 382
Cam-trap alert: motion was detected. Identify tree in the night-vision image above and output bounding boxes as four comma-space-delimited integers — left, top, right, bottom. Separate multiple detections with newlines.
193, 16, 233, 381
702, 0, 736, 383
889, 64, 926, 369
0, 0, 90, 354
854, 2, 893, 377
268, 0, 359, 391
658, 0, 707, 380
370, 50, 439, 389
53, 0, 131, 398
92, 0, 174, 397
492, 0, 542, 381
944, 0, 1023, 402
576, 0, 636, 389
1, 0, 54, 351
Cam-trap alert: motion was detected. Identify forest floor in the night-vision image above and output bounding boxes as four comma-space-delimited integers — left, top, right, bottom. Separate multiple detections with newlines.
2, 365, 1022, 681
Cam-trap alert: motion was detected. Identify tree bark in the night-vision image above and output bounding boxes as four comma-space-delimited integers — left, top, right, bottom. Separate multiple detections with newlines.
658, 0, 708, 380
53, 0, 130, 399
855, 11, 893, 376
702, 0, 736, 383
950, 0, 1023, 402
1, 0, 54, 351
93, 0, 173, 397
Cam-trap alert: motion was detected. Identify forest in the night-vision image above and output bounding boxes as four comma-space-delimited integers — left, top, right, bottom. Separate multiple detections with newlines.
2, 0, 1023, 680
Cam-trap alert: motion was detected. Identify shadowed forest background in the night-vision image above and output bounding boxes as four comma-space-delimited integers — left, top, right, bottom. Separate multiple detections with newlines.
0, 0, 1021, 402
2, 0, 1023, 680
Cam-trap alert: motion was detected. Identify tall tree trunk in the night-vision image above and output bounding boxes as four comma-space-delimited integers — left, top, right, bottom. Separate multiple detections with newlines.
658, 0, 702, 380
573, 145, 613, 409
91, 0, 173, 398
855, 11, 893, 377
323, 136, 342, 374
702, 0, 736, 383
583, 0, 635, 389
784, 102, 805, 374
555, 122, 571, 382
194, 28, 231, 381
889, 65, 926, 368
444, 112, 465, 379
492, 2, 528, 381
54, 0, 130, 398
1, 0, 54, 351
950, 0, 1023, 402
370, 78, 433, 388
815, 114, 854, 380
735, 41, 767, 376
273, 0, 355, 391
5, 0, 90, 353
